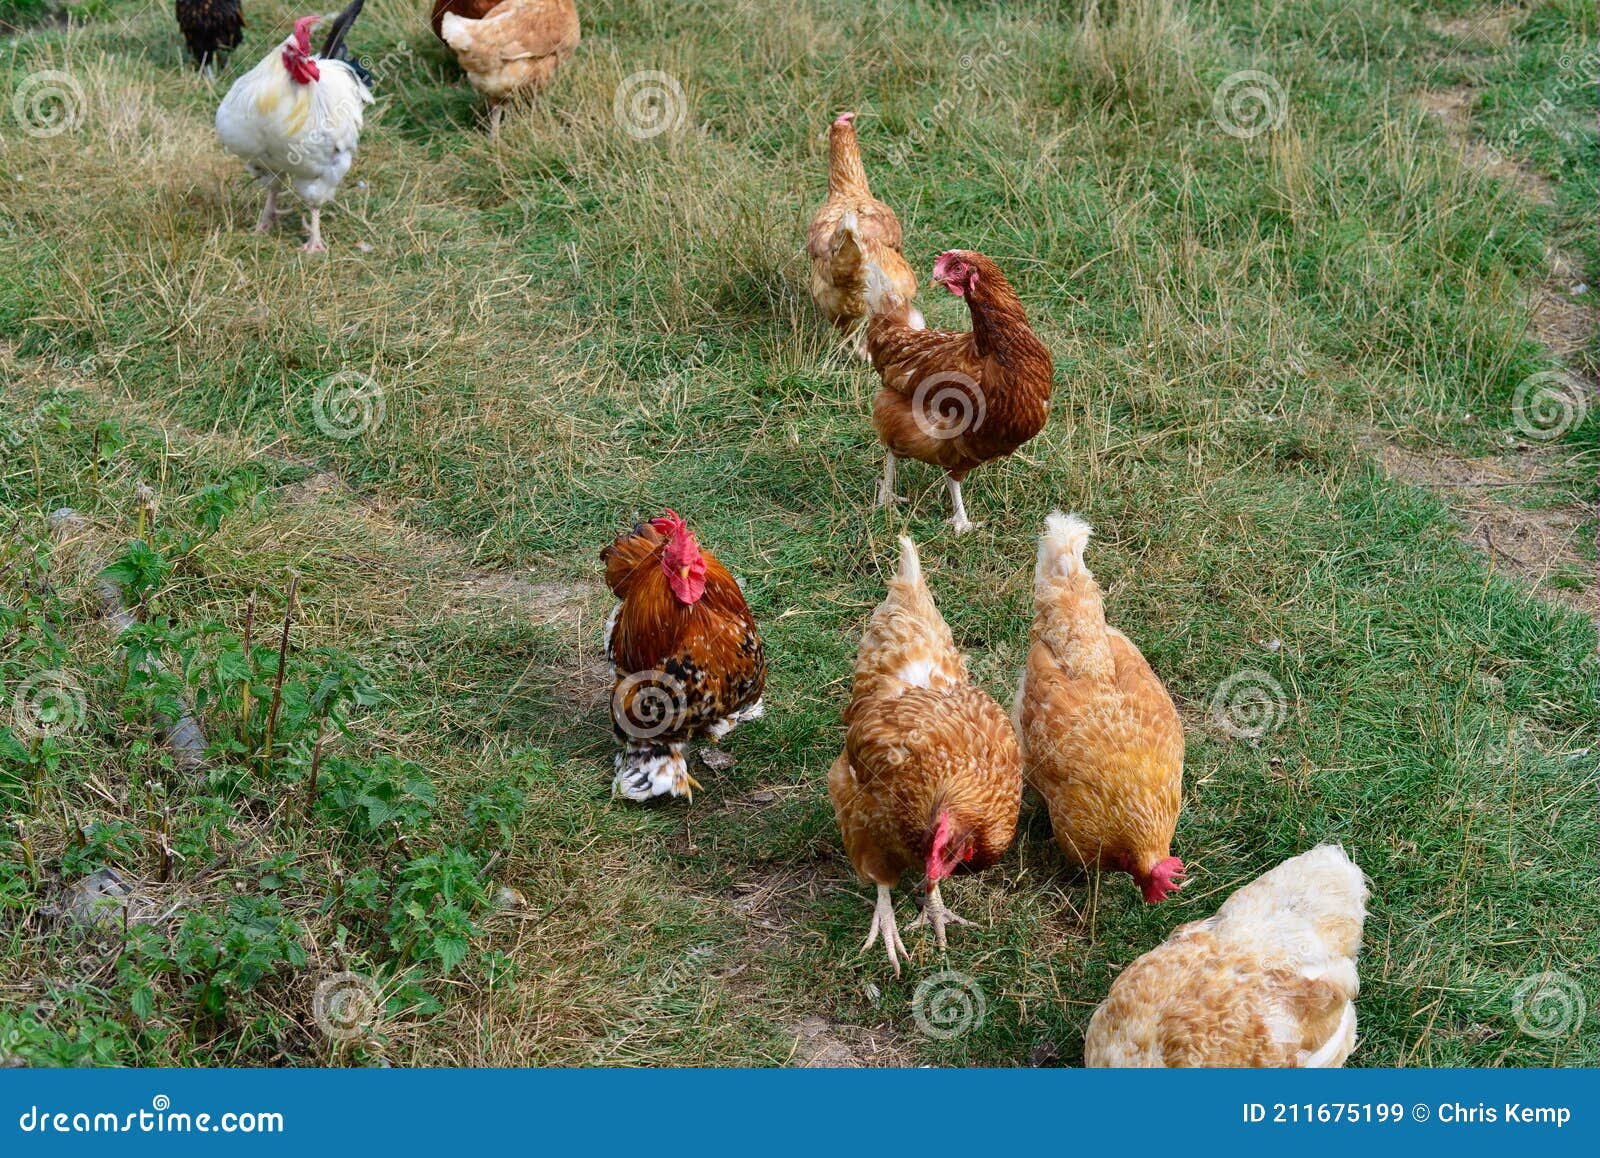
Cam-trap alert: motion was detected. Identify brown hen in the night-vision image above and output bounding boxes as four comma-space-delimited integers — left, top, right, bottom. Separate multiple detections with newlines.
863, 250, 1053, 533
602, 510, 765, 801
829, 536, 1021, 974
434, 0, 580, 133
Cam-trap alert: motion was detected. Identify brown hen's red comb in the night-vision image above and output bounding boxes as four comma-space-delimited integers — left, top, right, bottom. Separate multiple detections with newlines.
649, 510, 687, 539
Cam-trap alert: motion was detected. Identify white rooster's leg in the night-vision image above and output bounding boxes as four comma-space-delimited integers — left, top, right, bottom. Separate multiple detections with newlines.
876, 451, 904, 507
947, 476, 981, 534
253, 188, 280, 234
907, 882, 975, 949
301, 207, 327, 253
861, 883, 907, 976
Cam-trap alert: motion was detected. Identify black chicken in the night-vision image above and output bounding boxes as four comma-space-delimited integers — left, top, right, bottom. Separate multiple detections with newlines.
176, 0, 245, 77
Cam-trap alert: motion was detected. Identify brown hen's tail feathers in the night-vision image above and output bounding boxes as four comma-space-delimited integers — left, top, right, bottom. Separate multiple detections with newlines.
864, 259, 910, 323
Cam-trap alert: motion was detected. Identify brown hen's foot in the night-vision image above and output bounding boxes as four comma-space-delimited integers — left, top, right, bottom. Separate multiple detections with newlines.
876, 451, 905, 507
907, 882, 974, 949
861, 883, 907, 977
946, 477, 981, 534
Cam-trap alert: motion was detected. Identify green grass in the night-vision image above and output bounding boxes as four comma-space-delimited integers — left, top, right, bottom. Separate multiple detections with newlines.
1, 0, 1595, 1067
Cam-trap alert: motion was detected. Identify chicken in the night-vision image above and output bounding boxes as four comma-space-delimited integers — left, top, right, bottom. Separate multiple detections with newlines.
1085, 844, 1369, 1067
433, 0, 580, 134
829, 535, 1021, 975
176, 0, 244, 79
1015, 513, 1185, 903
215, 1, 372, 252
806, 112, 923, 352
863, 250, 1053, 533
601, 510, 765, 802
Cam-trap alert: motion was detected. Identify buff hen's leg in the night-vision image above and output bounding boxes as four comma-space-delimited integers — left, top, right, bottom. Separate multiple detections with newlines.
907, 882, 975, 949
946, 476, 981, 534
862, 883, 909, 976
488, 104, 506, 137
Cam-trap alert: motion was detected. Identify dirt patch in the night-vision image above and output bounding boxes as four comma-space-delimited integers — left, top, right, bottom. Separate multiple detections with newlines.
1416, 86, 1555, 204
1374, 442, 1595, 617
1427, 8, 1523, 50
786, 1015, 910, 1067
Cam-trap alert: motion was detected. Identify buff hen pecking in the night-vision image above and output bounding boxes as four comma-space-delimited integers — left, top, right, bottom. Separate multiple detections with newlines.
601, 510, 765, 802
1085, 844, 1369, 1067
1014, 513, 1185, 902
863, 250, 1053, 532
433, 0, 580, 134
806, 112, 923, 353
829, 536, 1021, 975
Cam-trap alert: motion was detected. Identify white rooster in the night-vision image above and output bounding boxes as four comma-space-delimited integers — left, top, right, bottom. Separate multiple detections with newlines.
216, 2, 372, 252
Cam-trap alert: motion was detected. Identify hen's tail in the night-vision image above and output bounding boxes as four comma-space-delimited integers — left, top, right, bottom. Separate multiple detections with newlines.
1224, 844, 1369, 961
849, 536, 965, 706
1027, 511, 1113, 682
1035, 511, 1093, 583
863, 258, 913, 324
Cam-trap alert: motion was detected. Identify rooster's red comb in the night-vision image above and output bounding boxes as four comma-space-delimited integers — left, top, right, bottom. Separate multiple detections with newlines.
649, 510, 687, 539
291, 15, 320, 53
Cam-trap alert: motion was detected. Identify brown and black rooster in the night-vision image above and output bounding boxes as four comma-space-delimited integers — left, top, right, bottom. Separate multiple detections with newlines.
601, 511, 765, 801
176, 0, 244, 78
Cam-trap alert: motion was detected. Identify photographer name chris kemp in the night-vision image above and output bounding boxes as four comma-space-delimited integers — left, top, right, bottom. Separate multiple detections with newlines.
1439, 1104, 1572, 1128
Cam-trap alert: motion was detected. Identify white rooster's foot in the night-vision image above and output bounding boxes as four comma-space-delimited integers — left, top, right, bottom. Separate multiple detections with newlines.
253, 190, 289, 234
300, 208, 326, 253
300, 238, 328, 253
861, 883, 908, 977
907, 882, 975, 949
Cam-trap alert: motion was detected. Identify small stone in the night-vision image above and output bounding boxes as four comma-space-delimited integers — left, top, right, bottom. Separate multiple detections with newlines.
747, 790, 777, 805
1265, 638, 1282, 652
493, 885, 527, 910
1572, 283, 1588, 295
700, 749, 736, 771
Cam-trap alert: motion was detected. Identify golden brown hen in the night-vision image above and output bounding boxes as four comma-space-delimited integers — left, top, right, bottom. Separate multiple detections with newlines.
602, 511, 765, 802
829, 535, 1021, 974
1014, 513, 1185, 902
433, 0, 580, 132
806, 112, 922, 352
1085, 845, 1369, 1067
863, 250, 1053, 532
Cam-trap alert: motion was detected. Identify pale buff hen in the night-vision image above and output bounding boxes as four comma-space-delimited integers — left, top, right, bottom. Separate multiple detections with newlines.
806, 112, 923, 354
829, 536, 1021, 975
1085, 844, 1370, 1067
435, 0, 581, 134
1014, 513, 1185, 901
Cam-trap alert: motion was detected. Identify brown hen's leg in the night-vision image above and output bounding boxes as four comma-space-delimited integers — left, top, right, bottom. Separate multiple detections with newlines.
876, 451, 904, 507
861, 883, 907, 976
488, 103, 505, 137
908, 882, 974, 949
946, 476, 980, 534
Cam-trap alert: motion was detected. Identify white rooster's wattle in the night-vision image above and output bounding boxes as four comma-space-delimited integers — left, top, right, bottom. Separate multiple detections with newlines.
216, 2, 372, 252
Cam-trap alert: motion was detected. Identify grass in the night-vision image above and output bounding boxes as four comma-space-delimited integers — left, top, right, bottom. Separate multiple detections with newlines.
0, 0, 1595, 1067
